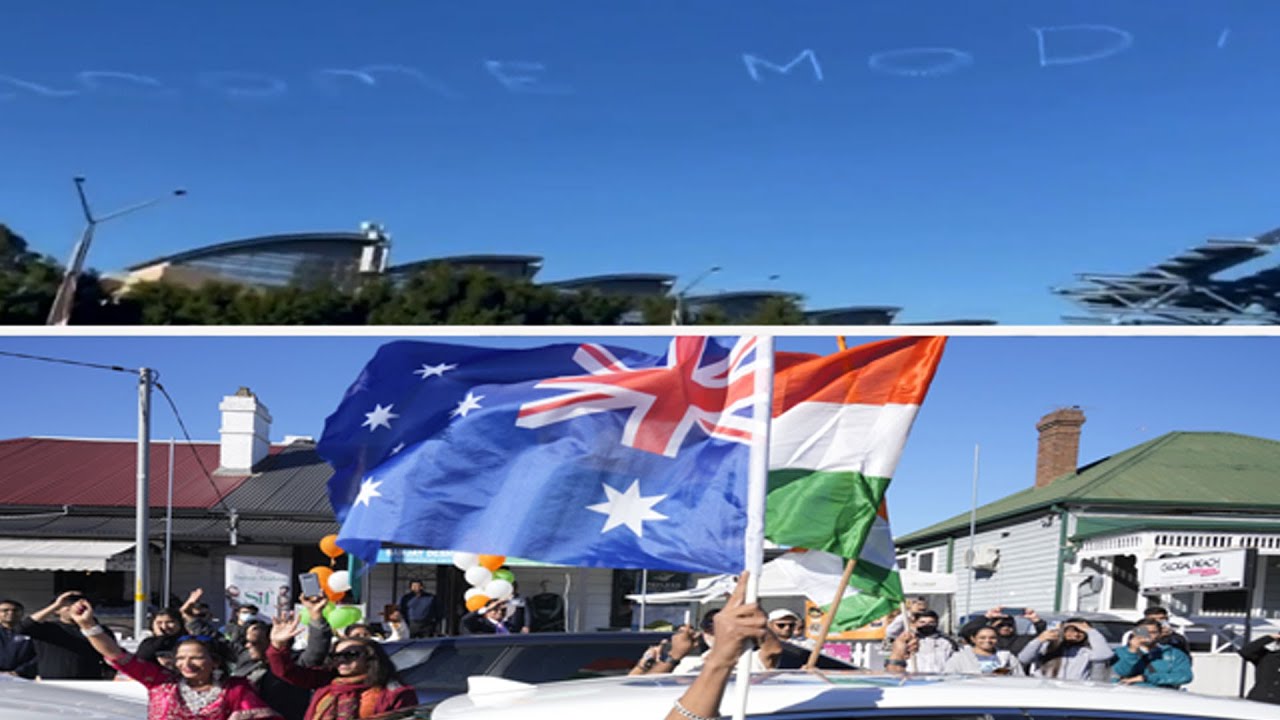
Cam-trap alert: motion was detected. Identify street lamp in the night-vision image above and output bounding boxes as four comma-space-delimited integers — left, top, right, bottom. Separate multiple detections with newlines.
672, 265, 721, 325
46, 177, 186, 326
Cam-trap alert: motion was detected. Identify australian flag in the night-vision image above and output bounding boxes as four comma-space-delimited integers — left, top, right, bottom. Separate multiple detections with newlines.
316, 337, 763, 574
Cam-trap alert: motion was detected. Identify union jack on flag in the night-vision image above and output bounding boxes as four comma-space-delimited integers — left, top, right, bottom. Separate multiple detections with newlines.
516, 336, 761, 456
316, 336, 765, 573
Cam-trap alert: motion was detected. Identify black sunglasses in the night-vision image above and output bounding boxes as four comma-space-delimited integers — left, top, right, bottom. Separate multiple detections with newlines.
330, 649, 369, 663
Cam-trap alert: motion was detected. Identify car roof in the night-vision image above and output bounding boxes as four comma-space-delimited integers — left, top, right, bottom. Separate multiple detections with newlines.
0, 676, 146, 719
432, 671, 1276, 720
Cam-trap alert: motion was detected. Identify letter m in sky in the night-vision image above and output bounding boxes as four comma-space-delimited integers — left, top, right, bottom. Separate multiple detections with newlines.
742, 50, 824, 83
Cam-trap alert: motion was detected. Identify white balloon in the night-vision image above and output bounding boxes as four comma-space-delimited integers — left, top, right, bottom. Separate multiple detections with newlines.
464, 566, 493, 588
464, 588, 485, 601
328, 570, 352, 593
484, 579, 514, 601
452, 552, 479, 571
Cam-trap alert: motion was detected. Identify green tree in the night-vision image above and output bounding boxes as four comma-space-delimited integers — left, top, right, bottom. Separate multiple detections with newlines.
746, 296, 806, 325
0, 224, 62, 324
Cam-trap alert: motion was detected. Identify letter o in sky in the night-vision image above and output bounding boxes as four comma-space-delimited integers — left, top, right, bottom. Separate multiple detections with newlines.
867, 47, 974, 78
199, 71, 287, 98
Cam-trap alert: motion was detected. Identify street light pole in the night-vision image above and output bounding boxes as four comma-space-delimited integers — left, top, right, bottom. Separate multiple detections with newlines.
135, 368, 154, 642
47, 177, 186, 326
672, 265, 721, 325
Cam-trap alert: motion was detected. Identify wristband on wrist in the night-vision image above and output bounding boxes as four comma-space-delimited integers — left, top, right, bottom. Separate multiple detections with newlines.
884, 658, 907, 668
672, 699, 718, 720
81, 624, 106, 638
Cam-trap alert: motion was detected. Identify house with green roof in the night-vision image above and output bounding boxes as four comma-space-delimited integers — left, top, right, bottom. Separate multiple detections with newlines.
894, 407, 1280, 631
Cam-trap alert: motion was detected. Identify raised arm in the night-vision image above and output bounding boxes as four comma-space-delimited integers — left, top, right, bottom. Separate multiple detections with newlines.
664, 573, 767, 720
66, 599, 127, 662
267, 611, 334, 689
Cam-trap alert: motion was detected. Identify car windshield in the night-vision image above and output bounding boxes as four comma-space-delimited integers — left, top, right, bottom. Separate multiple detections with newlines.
395, 644, 509, 691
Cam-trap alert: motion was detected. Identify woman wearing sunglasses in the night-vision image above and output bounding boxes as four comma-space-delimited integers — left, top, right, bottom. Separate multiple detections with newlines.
67, 599, 279, 719
267, 612, 418, 720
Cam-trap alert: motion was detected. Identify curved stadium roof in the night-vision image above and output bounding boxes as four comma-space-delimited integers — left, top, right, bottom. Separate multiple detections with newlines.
126, 232, 377, 271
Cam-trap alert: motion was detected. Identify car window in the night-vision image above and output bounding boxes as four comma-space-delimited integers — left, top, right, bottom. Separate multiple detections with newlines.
500, 642, 651, 683
396, 643, 509, 690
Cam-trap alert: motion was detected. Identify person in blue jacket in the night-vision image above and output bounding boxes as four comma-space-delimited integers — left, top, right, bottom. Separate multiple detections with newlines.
1113, 620, 1193, 689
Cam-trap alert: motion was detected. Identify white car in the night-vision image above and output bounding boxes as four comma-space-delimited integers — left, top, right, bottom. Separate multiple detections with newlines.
0, 675, 144, 719
433, 671, 1278, 720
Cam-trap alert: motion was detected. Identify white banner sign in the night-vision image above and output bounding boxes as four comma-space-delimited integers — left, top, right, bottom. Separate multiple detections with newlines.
224, 555, 294, 620
1140, 549, 1253, 594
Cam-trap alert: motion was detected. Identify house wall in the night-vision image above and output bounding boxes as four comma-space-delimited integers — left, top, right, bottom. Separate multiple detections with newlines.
939, 514, 1062, 617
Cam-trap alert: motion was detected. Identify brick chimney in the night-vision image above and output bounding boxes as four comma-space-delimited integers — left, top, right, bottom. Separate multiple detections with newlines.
1035, 406, 1085, 488
219, 387, 272, 474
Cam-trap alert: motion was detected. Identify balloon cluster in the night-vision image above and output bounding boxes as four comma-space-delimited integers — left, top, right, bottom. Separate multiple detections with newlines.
298, 600, 364, 632
453, 553, 515, 612
313, 534, 351, 603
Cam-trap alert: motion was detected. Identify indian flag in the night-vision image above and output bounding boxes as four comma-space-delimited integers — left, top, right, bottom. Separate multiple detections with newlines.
766, 336, 946, 628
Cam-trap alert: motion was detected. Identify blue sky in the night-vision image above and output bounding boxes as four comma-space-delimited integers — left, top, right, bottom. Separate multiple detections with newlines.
0, 333, 1275, 536
3, 1, 1279, 323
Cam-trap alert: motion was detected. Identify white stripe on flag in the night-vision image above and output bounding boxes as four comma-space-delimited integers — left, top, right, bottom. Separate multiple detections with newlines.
771, 402, 920, 477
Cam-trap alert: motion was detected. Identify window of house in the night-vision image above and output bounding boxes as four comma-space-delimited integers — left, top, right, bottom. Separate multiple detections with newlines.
917, 551, 935, 573
1108, 555, 1139, 610
1201, 589, 1248, 614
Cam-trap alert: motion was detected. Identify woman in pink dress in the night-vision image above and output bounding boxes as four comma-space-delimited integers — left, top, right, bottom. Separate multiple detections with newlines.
68, 599, 280, 720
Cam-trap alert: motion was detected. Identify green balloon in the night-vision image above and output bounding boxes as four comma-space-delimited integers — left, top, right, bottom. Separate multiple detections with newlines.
298, 607, 311, 626
493, 569, 515, 583
321, 602, 337, 623
329, 605, 363, 631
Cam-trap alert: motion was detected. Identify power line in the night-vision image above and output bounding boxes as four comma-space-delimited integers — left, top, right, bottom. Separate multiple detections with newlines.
0, 349, 137, 374
153, 380, 233, 515
0, 347, 235, 517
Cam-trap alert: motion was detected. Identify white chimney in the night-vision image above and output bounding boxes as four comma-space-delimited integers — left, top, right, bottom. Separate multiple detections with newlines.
219, 387, 272, 473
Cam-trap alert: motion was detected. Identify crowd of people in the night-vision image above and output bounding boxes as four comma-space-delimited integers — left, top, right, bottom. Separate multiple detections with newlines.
0, 590, 421, 720
3, 583, 1279, 719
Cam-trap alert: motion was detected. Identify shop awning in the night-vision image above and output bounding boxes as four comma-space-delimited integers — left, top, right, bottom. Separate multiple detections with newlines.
0, 539, 136, 572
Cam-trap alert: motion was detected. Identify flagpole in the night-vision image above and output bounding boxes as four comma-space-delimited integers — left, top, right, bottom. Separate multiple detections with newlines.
805, 559, 856, 669
731, 334, 773, 720
965, 444, 980, 619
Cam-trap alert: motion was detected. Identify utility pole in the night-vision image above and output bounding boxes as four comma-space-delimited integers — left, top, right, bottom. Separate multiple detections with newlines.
134, 368, 153, 641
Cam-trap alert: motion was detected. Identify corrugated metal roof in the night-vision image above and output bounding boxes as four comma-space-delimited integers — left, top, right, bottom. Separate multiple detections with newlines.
897, 431, 1280, 545
0, 437, 260, 508
0, 513, 338, 545
221, 442, 336, 515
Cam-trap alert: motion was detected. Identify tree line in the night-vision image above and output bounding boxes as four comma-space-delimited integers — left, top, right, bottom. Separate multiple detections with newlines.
0, 224, 806, 325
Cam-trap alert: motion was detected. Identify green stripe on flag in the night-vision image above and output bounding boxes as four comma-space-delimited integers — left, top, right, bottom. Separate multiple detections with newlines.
766, 469, 891, 559
824, 592, 898, 633
850, 558, 903, 602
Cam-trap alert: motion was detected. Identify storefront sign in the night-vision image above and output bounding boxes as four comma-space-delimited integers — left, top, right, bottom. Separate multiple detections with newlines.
1140, 548, 1255, 594
375, 548, 558, 567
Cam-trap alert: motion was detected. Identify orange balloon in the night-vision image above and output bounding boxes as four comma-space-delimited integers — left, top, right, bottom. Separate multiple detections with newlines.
465, 594, 491, 612
477, 555, 506, 572
319, 535, 345, 560
309, 566, 334, 595
324, 586, 346, 603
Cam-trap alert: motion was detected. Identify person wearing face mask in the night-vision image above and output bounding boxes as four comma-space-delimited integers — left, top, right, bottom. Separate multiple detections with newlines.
886, 610, 958, 673
225, 605, 262, 648
68, 598, 278, 719
944, 626, 1025, 676
267, 612, 418, 720
137, 609, 187, 669
1018, 619, 1114, 681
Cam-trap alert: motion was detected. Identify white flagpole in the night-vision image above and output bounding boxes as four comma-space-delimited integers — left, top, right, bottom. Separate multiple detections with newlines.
733, 335, 774, 720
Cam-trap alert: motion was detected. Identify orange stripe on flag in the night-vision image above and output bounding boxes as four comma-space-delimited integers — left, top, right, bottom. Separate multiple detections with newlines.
773, 337, 947, 415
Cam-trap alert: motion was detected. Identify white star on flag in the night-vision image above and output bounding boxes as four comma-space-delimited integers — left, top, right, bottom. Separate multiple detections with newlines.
413, 362, 457, 380
586, 479, 668, 538
354, 477, 383, 507
362, 403, 399, 431
451, 391, 484, 418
